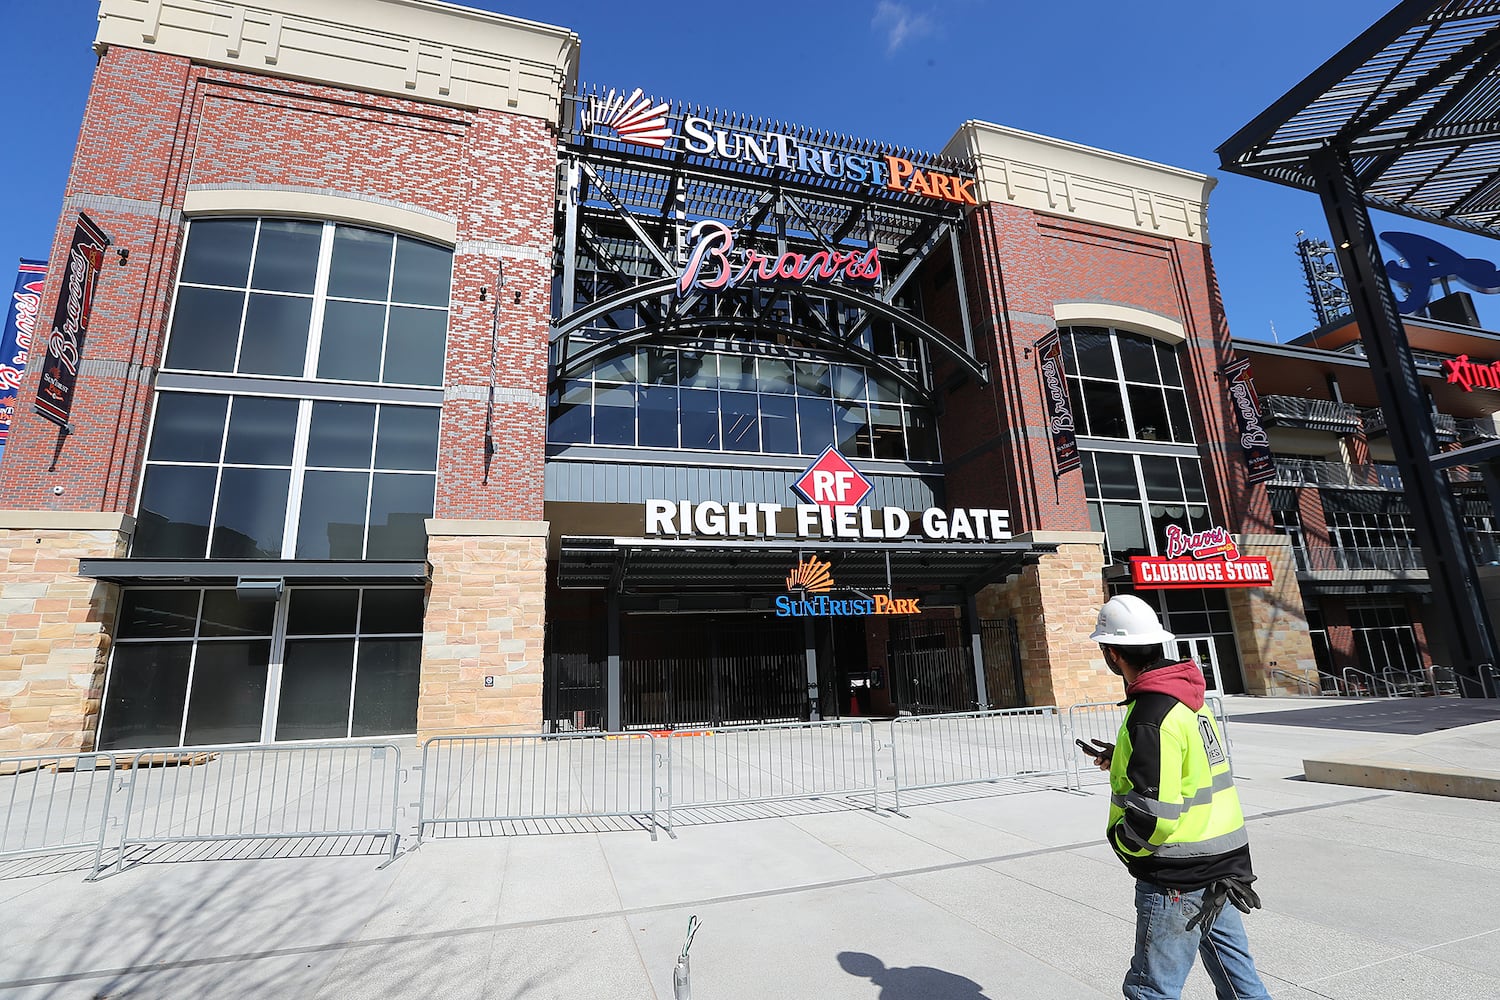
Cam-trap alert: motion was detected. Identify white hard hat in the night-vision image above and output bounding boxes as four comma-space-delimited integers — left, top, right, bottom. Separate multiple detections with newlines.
1089, 594, 1175, 646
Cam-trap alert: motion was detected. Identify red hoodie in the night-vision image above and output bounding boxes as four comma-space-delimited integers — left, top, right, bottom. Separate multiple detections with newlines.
1125, 658, 1205, 712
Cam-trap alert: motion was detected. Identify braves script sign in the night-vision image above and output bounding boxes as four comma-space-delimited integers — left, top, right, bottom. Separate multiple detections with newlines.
1220, 357, 1275, 486
1034, 331, 1080, 474
1130, 524, 1273, 590
0, 259, 46, 456
34, 214, 110, 429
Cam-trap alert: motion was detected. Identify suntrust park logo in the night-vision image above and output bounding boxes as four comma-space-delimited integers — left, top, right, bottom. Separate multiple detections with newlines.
583, 86, 975, 205
777, 556, 920, 618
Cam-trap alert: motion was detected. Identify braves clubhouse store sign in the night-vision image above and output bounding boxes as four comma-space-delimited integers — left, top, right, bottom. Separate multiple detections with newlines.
644, 449, 1010, 543
1130, 525, 1273, 590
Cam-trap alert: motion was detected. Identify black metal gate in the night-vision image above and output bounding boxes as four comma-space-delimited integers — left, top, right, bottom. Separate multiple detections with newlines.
621, 613, 805, 729
886, 617, 977, 715
542, 621, 607, 731
981, 618, 1026, 709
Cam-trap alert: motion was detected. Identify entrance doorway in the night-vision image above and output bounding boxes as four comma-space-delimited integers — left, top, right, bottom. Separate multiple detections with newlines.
1171, 636, 1222, 697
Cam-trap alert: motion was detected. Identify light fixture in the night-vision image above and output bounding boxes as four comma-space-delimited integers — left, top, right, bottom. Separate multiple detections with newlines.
235, 577, 284, 602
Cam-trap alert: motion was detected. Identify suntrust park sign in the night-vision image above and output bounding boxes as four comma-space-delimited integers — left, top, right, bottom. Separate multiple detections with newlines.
585, 88, 976, 205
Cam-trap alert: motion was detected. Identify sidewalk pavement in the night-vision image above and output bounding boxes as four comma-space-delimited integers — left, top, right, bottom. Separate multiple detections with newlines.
2, 696, 1498, 1000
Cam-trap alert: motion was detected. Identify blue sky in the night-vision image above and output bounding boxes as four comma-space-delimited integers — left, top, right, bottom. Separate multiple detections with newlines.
7, 0, 1500, 342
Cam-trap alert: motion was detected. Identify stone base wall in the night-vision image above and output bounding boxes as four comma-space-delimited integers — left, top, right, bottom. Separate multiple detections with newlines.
1225, 534, 1319, 695
0, 512, 132, 755
976, 532, 1116, 708
419, 519, 548, 738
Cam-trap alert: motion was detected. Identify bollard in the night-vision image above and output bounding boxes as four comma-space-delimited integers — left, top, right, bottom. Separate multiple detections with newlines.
674, 915, 701, 999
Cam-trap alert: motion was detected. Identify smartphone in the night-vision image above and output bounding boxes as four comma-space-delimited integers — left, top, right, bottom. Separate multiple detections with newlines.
1075, 739, 1110, 757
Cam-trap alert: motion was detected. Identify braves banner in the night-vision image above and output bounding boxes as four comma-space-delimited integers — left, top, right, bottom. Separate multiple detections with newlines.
0, 259, 47, 459
1035, 331, 1080, 474
34, 213, 110, 429
1221, 356, 1275, 485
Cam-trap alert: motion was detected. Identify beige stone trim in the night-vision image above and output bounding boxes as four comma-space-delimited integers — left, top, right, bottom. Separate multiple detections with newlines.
0, 510, 134, 532
425, 518, 548, 537
943, 121, 1213, 244
97, 0, 580, 123
1013, 530, 1106, 547
184, 188, 457, 244
1052, 303, 1186, 344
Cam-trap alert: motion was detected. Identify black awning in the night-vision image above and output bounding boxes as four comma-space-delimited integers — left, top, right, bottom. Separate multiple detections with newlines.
77, 559, 429, 586
556, 535, 1050, 595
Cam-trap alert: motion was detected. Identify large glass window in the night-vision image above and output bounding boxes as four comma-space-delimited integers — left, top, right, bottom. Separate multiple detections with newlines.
546, 344, 941, 462
99, 587, 423, 749
1081, 451, 1213, 564
1060, 326, 1193, 443
134, 392, 438, 560
164, 219, 451, 386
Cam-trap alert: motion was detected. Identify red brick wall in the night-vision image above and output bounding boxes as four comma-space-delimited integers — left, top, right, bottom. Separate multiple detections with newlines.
0, 46, 556, 523
938, 205, 1239, 537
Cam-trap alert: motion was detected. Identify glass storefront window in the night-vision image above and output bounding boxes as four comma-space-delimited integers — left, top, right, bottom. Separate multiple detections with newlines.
98, 587, 424, 749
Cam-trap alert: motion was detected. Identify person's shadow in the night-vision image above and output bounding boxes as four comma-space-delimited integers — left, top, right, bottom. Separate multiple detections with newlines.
838, 951, 992, 999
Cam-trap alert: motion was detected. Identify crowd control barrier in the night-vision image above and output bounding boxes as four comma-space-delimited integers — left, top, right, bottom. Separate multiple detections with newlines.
885, 707, 1071, 809
0, 752, 118, 874
99, 742, 403, 878
415, 732, 663, 843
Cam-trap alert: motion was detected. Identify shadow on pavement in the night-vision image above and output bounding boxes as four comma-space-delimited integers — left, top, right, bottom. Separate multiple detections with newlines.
838, 950, 991, 999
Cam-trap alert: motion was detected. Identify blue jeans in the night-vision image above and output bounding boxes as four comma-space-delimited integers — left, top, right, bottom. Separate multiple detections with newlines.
1124, 880, 1273, 999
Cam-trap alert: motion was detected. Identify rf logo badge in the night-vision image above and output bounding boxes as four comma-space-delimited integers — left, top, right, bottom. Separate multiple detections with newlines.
791, 447, 873, 509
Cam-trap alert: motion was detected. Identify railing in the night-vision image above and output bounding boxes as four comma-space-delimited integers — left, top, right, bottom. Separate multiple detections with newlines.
416, 732, 662, 844
1292, 545, 1426, 574
1269, 668, 1324, 696
1271, 458, 1403, 490
884, 707, 1070, 809
1341, 666, 1397, 699
102, 743, 403, 878
1457, 416, 1500, 443
1259, 395, 1362, 432
1362, 407, 1458, 440
665, 720, 879, 824
1, 752, 117, 873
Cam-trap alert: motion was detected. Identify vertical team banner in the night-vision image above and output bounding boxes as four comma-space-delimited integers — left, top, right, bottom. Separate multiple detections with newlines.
1035, 331, 1081, 474
0, 259, 47, 459
1221, 356, 1275, 485
34, 213, 111, 429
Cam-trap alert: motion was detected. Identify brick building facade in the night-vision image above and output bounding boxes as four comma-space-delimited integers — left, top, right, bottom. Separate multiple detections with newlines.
0, 0, 1369, 755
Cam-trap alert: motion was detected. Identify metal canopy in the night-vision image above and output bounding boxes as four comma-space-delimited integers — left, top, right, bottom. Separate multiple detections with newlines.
1219, 1, 1500, 237
554, 86, 987, 403
77, 559, 429, 585
556, 536, 1047, 596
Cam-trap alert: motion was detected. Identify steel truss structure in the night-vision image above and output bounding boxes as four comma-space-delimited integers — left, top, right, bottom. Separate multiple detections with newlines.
552, 86, 988, 406
1220, 0, 1500, 696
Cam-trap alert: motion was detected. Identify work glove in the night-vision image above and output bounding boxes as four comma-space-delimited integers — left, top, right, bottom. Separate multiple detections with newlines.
1185, 876, 1261, 932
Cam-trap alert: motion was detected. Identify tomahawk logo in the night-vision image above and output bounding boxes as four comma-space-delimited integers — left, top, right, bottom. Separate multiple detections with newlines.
584, 88, 673, 150
791, 447, 874, 509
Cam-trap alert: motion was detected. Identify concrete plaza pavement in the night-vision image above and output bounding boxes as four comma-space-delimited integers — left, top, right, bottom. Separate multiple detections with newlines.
1, 696, 1498, 999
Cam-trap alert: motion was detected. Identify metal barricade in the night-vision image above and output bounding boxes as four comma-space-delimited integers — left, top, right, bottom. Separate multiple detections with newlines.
415, 732, 662, 843
664, 720, 879, 826
100, 742, 402, 878
0, 752, 117, 872
885, 707, 1070, 810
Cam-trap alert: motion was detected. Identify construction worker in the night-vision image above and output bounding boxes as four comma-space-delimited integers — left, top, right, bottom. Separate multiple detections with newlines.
1085, 594, 1273, 1000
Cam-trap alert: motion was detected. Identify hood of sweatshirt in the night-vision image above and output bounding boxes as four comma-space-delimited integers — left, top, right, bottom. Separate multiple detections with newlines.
1125, 659, 1205, 712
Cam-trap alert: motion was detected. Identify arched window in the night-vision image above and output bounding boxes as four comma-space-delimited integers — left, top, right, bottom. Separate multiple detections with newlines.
1059, 326, 1193, 444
